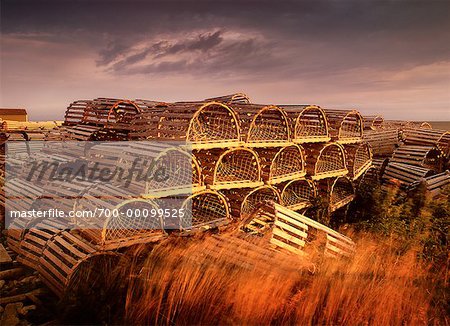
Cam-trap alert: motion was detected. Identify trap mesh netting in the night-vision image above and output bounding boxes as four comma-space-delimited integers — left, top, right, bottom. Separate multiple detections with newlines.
281, 179, 317, 210
330, 177, 355, 212
315, 144, 347, 175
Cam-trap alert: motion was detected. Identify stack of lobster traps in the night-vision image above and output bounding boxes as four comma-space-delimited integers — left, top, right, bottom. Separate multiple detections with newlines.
4, 92, 448, 299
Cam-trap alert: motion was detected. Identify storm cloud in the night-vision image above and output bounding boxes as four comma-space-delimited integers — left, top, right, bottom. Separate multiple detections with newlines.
1, 0, 449, 120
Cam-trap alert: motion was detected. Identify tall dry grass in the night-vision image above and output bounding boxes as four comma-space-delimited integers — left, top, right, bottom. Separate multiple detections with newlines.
125, 232, 442, 325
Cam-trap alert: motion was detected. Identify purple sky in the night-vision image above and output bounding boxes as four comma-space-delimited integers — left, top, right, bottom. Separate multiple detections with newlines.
1, 0, 449, 121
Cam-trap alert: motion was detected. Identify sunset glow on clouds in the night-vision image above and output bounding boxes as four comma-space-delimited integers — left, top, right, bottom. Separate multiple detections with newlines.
1, 0, 449, 120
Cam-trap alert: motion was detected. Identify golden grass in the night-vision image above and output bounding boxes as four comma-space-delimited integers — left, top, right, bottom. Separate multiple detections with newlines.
124, 232, 442, 325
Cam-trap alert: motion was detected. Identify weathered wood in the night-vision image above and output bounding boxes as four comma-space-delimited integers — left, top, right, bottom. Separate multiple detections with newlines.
391, 145, 443, 172
402, 128, 450, 158
363, 129, 399, 157
382, 162, 435, 188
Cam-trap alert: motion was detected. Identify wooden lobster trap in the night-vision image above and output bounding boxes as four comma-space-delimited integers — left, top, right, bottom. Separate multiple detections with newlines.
73, 183, 164, 250
391, 145, 443, 172
232, 104, 291, 147
408, 171, 450, 198
3, 178, 44, 254
178, 189, 230, 232
257, 144, 306, 184
17, 218, 67, 271
204, 93, 251, 105
135, 144, 205, 197
225, 185, 281, 220
344, 142, 373, 180
195, 147, 263, 190
328, 177, 355, 212
382, 162, 435, 189
64, 98, 142, 130
242, 202, 356, 258
130, 101, 243, 149
304, 143, 348, 180
323, 109, 363, 144
363, 129, 400, 157
363, 115, 384, 130
402, 128, 450, 158
38, 230, 124, 298
282, 105, 330, 143
64, 100, 92, 125
279, 179, 317, 211
356, 165, 381, 195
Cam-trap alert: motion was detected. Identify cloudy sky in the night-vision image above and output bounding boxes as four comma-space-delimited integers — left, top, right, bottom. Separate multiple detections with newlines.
1, 0, 449, 120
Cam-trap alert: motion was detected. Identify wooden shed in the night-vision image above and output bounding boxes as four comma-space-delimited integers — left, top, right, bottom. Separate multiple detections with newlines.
0, 108, 28, 122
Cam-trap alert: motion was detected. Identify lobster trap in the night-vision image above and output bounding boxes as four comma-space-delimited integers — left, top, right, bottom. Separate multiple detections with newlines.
65, 98, 142, 130
283, 105, 330, 143
305, 143, 348, 180
73, 183, 163, 250
391, 145, 443, 172
196, 147, 263, 190
179, 190, 230, 231
279, 179, 317, 211
227, 104, 291, 147
38, 231, 124, 298
344, 142, 373, 180
382, 162, 435, 189
258, 144, 306, 184
324, 109, 363, 144
325, 177, 355, 213
403, 128, 450, 158
17, 218, 67, 271
363, 115, 384, 130
130, 101, 242, 149
225, 185, 281, 219
204, 93, 251, 105
363, 129, 400, 157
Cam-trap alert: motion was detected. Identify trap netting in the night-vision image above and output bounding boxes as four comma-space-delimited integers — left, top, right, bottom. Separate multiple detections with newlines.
240, 185, 281, 219
103, 199, 163, 245
267, 145, 306, 184
307, 143, 348, 180
180, 190, 230, 230
345, 142, 373, 180
130, 102, 242, 149
244, 105, 291, 146
325, 109, 363, 143
329, 177, 355, 212
280, 179, 317, 211
197, 147, 262, 190
73, 183, 163, 247
391, 145, 443, 172
289, 105, 330, 142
